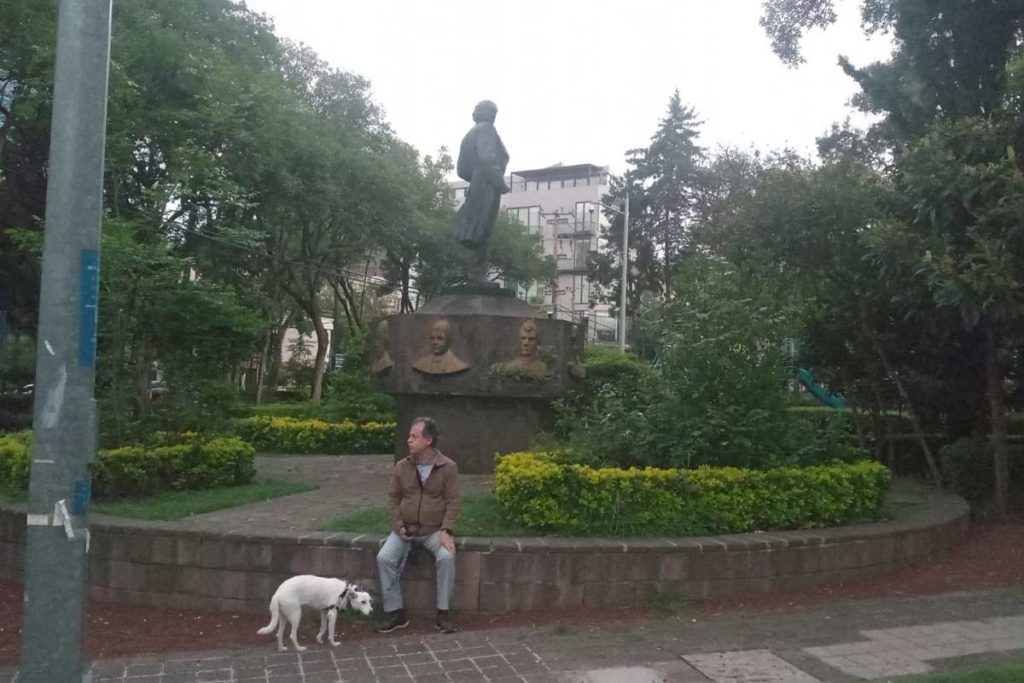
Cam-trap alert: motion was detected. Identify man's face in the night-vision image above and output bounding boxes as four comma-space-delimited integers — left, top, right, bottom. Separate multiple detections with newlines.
517, 325, 538, 357
429, 322, 449, 355
407, 422, 432, 458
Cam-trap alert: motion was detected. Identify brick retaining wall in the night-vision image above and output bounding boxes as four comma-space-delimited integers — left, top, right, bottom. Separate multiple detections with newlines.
0, 485, 968, 613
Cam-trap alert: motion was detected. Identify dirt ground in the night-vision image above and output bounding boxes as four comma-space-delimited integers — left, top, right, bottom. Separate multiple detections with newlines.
0, 515, 1021, 666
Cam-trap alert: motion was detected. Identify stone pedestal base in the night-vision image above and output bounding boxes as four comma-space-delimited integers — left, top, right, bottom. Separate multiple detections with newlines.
395, 394, 552, 473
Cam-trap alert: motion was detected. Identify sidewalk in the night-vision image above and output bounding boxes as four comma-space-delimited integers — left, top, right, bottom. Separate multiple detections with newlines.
4, 456, 1020, 681
5, 586, 1022, 682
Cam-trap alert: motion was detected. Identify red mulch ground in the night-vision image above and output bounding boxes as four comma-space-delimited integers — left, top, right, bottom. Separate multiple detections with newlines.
1, 516, 1021, 666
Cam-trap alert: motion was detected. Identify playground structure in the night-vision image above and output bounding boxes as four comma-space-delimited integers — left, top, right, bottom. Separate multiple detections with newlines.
797, 367, 847, 409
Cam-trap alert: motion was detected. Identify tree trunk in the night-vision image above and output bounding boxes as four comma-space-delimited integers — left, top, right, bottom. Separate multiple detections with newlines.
858, 304, 941, 487
839, 370, 870, 452
264, 312, 293, 399
870, 380, 896, 470
134, 342, 152, 417
982, 319, 1010, 517
309, 303, 330, 405
873, 340, 942, 488
401, 260, 414, 313
255, 329, 272, 405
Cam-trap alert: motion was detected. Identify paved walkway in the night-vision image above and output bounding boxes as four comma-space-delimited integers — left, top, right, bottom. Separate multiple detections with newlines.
4, 586, 1023, 682
127, 455, 494, 534
6, 456, 1022, 680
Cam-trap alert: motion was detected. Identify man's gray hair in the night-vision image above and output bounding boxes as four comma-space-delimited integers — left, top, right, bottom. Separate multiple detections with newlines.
411, 416, 439, 448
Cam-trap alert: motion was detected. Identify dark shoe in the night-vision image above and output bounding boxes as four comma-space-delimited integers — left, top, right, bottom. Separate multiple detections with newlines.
435, 610, 456, 634
376, 609, 409, 634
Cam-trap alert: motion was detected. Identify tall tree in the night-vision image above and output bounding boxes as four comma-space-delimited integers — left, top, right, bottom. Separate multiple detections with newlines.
761, 0, 1024, 513
593, 91, 705, 333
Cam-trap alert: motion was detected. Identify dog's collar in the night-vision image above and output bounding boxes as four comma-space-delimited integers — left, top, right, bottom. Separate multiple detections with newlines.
329, 584, 353, 611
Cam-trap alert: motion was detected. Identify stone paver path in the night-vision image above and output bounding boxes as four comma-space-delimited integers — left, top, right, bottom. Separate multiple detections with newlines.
163, 455, 493, 534
5, 586, 1022, 682
805, 614, 1024, 680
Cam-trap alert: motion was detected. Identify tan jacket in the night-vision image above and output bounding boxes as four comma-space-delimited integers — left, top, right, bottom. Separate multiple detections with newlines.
387, 451, 461, 535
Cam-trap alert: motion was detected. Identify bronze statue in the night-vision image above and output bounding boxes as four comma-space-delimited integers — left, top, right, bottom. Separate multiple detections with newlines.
455, 100, 510, 284
370, 319, 394, 375
412, 319, 471, 375
491, 319, 551, 379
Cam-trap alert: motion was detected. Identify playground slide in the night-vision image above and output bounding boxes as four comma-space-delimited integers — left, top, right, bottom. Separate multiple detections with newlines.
797, 368, 847, 409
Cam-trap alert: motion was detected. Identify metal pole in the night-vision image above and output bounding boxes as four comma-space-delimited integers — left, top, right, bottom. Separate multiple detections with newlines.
21, 1, 112, 681
619, 193, 629, 353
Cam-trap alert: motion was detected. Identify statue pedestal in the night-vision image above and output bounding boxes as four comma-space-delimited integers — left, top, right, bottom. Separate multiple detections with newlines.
372, 292, 583, 474
394, 395, 550, 474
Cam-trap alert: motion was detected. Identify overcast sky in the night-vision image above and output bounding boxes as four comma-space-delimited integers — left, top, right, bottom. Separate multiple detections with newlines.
241, 0, 893, 175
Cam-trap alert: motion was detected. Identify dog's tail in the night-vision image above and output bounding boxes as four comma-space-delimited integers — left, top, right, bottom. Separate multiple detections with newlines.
257, 594, 279, 635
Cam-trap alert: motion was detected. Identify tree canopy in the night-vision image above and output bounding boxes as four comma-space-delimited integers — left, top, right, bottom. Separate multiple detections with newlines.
0, 0, 549, 426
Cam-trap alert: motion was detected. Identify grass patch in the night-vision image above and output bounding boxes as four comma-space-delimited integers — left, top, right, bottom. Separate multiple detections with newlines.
325, 495, 534, 537
92, 479, 316, 521
902, 663, 1024, 682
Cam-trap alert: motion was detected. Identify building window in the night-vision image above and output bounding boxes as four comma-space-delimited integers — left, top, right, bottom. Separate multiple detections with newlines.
573, 238, 590, 270
507, 205, 542, 234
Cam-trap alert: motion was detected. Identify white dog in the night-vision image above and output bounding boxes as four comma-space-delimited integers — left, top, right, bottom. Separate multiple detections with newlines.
257, 575, 374, 651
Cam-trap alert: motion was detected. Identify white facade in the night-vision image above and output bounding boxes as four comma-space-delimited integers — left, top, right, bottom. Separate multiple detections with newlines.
452, 163, 617, 342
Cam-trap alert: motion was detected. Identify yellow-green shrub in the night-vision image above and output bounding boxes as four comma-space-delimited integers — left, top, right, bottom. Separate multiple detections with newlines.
494, 451, 891, 536
232, 416, 393, 454
1, 432, 255, 499
0, 432, 31, 491
90, 437, 255, 499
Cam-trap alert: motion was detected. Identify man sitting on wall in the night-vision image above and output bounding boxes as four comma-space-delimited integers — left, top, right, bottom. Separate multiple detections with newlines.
376, 417, 461, 634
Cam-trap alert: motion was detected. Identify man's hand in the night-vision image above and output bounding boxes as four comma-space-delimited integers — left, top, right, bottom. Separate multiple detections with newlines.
398, 526, 412, 540
440, 530, 455, 553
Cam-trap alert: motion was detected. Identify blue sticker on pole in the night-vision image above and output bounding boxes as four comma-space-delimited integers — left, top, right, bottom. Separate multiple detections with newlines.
79, 249, 99, 367
72, 478, 91, 516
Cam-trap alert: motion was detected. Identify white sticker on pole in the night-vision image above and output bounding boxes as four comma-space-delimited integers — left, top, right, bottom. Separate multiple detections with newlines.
52, 499, 74, 539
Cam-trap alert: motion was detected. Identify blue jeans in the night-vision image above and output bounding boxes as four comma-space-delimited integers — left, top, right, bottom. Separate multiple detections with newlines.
376, 530, 454, 612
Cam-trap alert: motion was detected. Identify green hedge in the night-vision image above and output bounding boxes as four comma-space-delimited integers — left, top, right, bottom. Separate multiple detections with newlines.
0, 433, 254, 499
0, 432, 31, 491
231, 416, 393, 454
494, 451, 891, 536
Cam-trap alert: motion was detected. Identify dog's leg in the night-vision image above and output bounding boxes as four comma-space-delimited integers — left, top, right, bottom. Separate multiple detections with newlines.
283, 602, 306, 651
275, 615, 287, 652
316, 610, 328, 644
328, 607, 339, 646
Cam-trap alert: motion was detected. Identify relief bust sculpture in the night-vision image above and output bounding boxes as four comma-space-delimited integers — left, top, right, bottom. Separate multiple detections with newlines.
370, 319, 394, 375
412, 319, 471, 376
491, 319, 551, 379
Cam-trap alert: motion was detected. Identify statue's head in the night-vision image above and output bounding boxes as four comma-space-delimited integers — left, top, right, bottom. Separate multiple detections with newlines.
429, 320, 451, 355
472, 100, 498, 123
517, 319, 539, 358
